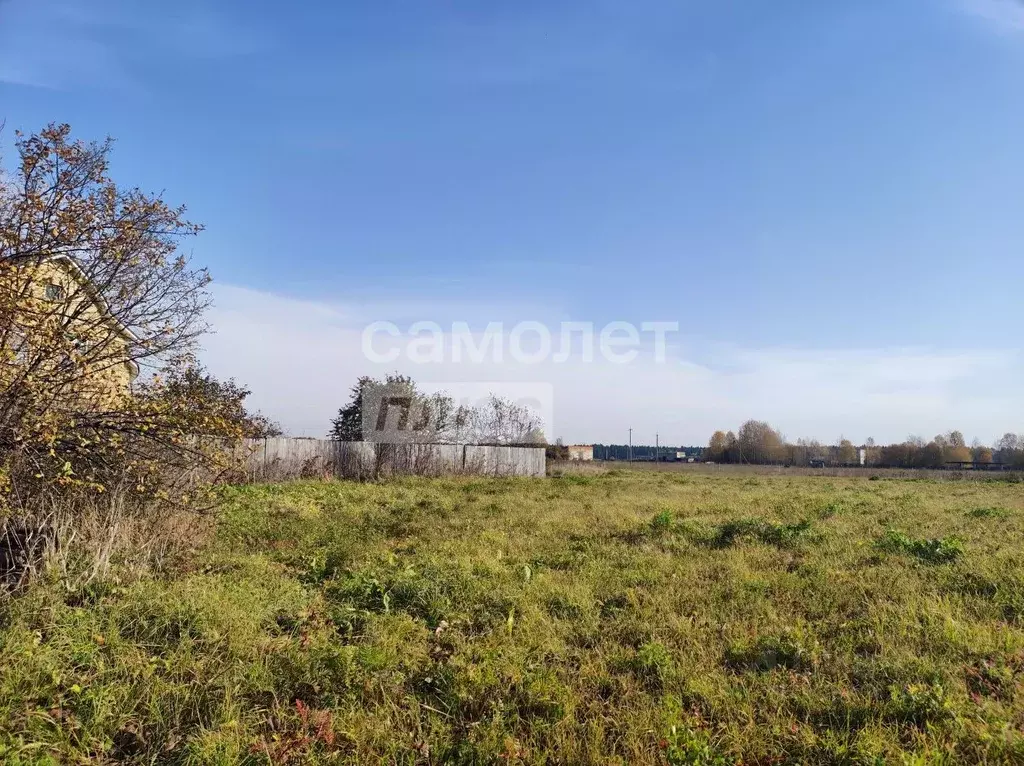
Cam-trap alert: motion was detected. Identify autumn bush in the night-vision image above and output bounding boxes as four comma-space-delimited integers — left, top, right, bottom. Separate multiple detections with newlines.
0, 362, 277, 586
0, 124, 275, 586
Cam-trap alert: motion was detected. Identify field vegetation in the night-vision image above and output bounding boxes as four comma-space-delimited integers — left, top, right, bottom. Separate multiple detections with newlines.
3, 470, 1024, 763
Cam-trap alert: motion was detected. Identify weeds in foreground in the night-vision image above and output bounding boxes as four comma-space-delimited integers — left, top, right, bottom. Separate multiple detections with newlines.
2, 473, 1024, 763
875, 530, 965, 564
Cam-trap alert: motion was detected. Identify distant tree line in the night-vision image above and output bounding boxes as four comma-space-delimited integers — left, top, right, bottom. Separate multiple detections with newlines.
592, 444, 704, 461
705, 421, 1024, 469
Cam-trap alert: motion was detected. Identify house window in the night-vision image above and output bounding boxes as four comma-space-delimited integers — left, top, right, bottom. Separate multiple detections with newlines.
45, 284, 65, 301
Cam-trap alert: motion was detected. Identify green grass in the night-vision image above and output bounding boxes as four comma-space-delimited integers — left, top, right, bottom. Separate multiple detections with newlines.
3, 471, 1024, 763
874, 530, 965, 565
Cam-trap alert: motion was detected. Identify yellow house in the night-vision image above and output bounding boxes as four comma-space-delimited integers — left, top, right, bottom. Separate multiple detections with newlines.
2, 255, 138, 398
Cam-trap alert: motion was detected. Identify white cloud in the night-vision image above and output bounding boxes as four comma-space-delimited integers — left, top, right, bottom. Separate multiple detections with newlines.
201, 284, 1023, 446
0, 0, 268, 89
958, 0, 1024, 33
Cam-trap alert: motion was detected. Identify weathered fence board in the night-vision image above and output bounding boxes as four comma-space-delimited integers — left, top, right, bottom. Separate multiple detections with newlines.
242, 439, 545, 481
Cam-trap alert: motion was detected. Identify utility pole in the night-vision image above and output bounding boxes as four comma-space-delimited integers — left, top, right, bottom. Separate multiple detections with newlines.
628, 428, 633, 465
656, 433, 659, 464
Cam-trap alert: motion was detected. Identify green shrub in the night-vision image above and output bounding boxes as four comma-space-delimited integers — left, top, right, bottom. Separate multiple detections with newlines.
663, 724, 733, 765
631, 641, 674, 686
875, 530, 964, 564
712, 518, 814, 548
650, 509, 674, 533
966, 507, 1012, 519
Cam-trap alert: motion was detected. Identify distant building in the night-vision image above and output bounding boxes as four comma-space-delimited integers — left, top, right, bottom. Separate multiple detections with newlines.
567, 445, 594, 461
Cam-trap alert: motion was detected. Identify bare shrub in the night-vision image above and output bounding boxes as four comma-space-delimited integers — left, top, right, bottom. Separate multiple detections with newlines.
299, 455, 332, 480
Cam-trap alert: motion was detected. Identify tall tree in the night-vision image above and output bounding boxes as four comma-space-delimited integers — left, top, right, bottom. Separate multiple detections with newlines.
998, 433, 1021, 452
996, 433, 1023, 467
973, 445, 994, 465
915, 441, 945, 469
465, 394, 544, 445
725, 431, 737, 462
736, 420, 785, 464
329, 376, 544, 445
329, 374, 419, 441
944, 433, 972, 463
707, 430, 729, 462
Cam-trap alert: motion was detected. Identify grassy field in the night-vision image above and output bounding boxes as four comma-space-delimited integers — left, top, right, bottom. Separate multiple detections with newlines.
4, 471, 1024, 764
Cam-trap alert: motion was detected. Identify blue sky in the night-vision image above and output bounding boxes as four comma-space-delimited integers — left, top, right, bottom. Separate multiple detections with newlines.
2, 0, 1023, 443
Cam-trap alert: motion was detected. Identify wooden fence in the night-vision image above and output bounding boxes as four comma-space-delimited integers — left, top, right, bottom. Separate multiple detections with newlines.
241, 439, 546, 481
